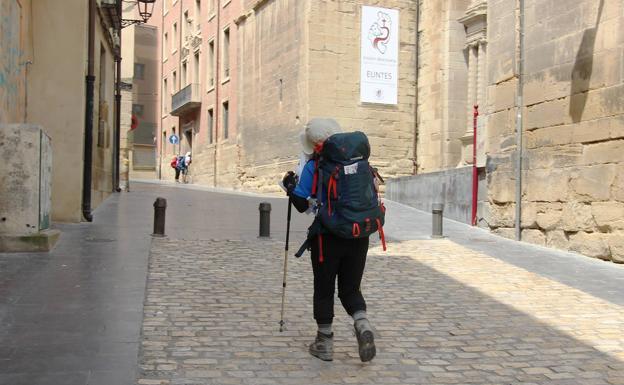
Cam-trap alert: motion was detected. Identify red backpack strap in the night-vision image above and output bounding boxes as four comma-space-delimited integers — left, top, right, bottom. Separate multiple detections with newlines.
327, 174, 338, 216
311, 158, 320, 197
376, 218, 386, 251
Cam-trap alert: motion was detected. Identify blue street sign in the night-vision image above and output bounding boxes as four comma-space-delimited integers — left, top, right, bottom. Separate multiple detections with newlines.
168, 134, 179, 144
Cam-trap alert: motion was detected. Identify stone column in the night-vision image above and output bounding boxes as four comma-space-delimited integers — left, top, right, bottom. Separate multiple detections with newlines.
477, 41, 487, 109
458, 0, 487, 167
459, 43, 478, 166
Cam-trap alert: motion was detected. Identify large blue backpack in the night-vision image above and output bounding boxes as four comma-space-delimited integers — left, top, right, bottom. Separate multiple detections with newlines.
176, 155, 186, 170
309, 131, 386, 259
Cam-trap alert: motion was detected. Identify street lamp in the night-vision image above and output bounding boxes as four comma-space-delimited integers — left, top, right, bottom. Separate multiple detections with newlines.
121, 0, 155, 28
137, 0, 155, 22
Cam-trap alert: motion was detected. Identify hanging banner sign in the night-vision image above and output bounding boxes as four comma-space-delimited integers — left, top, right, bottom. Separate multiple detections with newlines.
360, 5, 399, 105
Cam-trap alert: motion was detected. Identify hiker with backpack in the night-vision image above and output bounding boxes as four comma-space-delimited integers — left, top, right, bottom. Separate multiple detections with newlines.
281, 118, 386, 363
172, 152, 191, 183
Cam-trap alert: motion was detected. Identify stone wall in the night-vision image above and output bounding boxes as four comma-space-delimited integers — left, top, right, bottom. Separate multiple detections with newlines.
307, 0, 417, 180
0, 125, 51, 234
91, 16, 117, 209
416, 0, 471, 172
172, 0, 417, 193
485, 0, 624, 262
26, 0, 88, 222
387, 166, 481, 224
236, 0, 308, 193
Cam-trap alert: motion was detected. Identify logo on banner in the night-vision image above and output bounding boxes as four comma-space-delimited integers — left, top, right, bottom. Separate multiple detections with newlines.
367, 11, 392, 54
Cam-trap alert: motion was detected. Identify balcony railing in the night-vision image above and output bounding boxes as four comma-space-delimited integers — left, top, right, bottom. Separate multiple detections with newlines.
171, 83, 201, 116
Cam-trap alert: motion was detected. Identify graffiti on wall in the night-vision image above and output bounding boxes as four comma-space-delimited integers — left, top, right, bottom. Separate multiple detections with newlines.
0, 0, 23, 123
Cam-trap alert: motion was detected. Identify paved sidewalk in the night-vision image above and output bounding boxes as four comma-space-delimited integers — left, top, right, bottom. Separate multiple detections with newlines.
0, 182, 307, 385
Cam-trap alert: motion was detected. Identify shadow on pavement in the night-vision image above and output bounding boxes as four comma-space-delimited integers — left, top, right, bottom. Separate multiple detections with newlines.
138, 236, 624, 384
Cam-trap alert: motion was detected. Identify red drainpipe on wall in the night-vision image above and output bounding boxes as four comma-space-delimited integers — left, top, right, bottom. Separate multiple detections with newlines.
472, 105, 479, 226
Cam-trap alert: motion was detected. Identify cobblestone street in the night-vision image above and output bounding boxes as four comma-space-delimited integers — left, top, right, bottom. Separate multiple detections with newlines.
3, 182, 624, 385
139, 234, 624, 384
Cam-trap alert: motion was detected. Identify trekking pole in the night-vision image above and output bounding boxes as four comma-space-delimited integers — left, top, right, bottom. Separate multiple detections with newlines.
279, 196, 292, 332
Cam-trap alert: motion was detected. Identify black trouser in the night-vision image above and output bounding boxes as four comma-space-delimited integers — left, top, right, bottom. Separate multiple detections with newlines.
310, 233, 369, 325
175, 168, 180, 180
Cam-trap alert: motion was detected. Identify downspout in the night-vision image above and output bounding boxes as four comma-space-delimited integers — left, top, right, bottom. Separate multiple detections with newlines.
472, 105, 478, 226
82, 0, 96, 222
213, 1, 221, 187
514, 0, 525, 240
159, 0, 165, 180
178, 1, 183, 155
412, 0, 420, 175
114, 0, 122, 192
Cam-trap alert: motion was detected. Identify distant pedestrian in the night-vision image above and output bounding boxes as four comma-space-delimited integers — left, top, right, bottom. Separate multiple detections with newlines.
282, 118, 385, 362
175, 151, 191, 183
173, 154, 184, 183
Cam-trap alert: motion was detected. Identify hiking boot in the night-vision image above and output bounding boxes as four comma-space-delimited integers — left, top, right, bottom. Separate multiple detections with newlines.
354, 319, 376, 362
309, 331, 333, 361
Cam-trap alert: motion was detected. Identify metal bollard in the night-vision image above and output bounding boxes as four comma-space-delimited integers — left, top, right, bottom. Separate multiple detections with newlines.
152, 197, 167, 237
432, 203, 444, 238
259, 202, 271, 238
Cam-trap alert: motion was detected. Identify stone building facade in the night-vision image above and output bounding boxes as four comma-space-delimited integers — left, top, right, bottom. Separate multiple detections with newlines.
388, 0, 624, 263
1, 0, 121, 222
154, 0, 623, 262
121, 4, 160, 184
157, 0, 417, 190
486, 0, 624, 262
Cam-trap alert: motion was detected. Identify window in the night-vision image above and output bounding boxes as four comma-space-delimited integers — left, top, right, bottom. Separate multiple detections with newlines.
195, 0, 201, 30
222, 101, 229, 139
194, 51, 200, 83
172, 71, 177, 92
184, 11, 191, 39
163, 78, 168, 113
163, 32, 168, 60
134, 63, 145, 80
207, 40, 215, 87
207, 108, 214, 144
223, 27, 230, 78
182, 62, 187, 87
172, 23, 177, 52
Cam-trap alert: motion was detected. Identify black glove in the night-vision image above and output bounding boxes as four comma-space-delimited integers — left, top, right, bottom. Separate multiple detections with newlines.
282, 171, 297, 194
